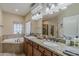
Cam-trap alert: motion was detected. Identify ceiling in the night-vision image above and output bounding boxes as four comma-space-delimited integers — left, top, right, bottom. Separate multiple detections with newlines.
0, 3, 32, 16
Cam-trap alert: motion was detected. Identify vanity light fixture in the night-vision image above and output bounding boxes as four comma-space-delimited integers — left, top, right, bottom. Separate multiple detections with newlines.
31, 4, 43, 20
50, 4, 55, 9
60, 6, 67, 10
46, 7, 50, 14
31, 3, 72, 20
32, 12, 43, 20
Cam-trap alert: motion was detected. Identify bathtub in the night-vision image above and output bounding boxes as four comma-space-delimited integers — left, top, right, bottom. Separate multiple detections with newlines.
1, 38, 24, 44
1, 38, 24, 54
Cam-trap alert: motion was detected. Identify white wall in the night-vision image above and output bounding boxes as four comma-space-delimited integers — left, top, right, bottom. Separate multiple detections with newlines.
24, 12, 32, 34
25, 21, 31, 35
0, 9, 2, 25
31, 19, 42, 34
0, 9, 3, 36
25, 12, 31, 22
2, 12, 24, 35
0, 9, 2, 52
63, 4, 79, 17
24, 12, 43, 35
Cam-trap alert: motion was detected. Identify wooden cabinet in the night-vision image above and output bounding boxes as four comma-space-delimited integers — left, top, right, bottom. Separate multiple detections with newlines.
24, 37, 61, 56
24, 43, 28, 55
38, 46, 45, 55
23, 38, 28, 55
33, 48, 42, 56
39, 46, 44, 52
32, 42, 42, 56
44, 49, 52, 56
27, 43, 33, 56
24, 38, 33, 56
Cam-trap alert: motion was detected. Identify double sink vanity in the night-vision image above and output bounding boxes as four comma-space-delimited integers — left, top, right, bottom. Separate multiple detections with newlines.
23, 36, 79, 56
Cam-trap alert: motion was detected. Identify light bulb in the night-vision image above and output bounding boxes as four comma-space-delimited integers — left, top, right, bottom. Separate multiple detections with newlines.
50, 4, 55, 9
61, 6, 67, 10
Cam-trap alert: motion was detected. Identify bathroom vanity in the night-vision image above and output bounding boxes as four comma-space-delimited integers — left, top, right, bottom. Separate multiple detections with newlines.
23, 36, 79, 56
23, 36, 66, 56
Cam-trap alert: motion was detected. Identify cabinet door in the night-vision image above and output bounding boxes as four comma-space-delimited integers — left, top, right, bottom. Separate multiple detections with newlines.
27, 44, 33, 56
44, 49, 52, 56
39, 46, 45, 55
33, 48, 42, 56
24, 42, 28, 55
33, 43, 42, 56
24, 38, 29, 55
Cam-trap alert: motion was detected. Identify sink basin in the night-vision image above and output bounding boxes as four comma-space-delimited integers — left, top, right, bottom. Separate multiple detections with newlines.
63, 46, 79, 56
43, 41, 59, 47
43, 41, 62, 51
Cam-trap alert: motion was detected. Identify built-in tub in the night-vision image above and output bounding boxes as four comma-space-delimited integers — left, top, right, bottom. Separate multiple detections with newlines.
1, 38, 24, 54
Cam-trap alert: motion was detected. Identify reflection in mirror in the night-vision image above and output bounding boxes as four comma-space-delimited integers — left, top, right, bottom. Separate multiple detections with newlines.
50, 25, 54, 36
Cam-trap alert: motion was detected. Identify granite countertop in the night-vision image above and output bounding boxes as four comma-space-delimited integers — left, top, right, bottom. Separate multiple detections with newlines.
25, 36, 67, 56
25, 36, 79, 56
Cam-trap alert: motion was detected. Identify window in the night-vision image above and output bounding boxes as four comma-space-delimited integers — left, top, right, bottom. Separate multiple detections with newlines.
14, 23, 22, 34
25, 21, 31, 35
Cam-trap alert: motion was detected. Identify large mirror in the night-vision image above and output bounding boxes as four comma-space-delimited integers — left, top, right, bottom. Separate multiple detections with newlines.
63, 15, 79, 39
